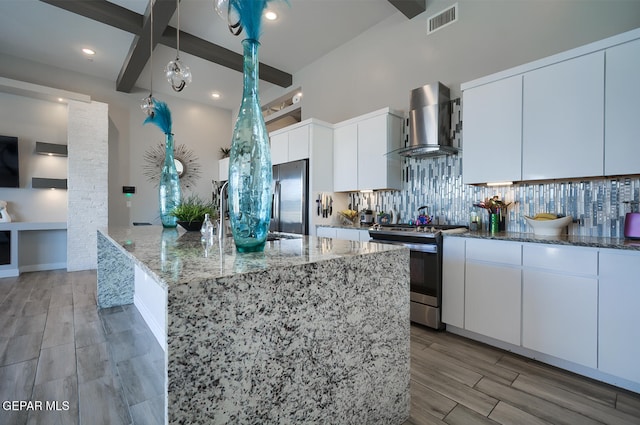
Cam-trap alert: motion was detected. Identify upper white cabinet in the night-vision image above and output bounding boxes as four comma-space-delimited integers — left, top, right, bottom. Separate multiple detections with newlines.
333, 124, 359, 192
461, 28, 640, 183
333, 108, 402, 192
605, 38, 640, 176
269, 123, 310, 165
598, 249, 640, 384
462, 75, 523, 184
522, 52, 605, 180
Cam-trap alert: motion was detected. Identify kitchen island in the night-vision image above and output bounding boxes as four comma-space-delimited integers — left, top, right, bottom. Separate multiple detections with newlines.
97, 226, 410, 425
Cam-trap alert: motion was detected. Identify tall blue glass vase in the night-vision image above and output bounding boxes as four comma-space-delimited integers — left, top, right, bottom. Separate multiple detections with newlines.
228, 39, 272, 253
159, 133, 181, 228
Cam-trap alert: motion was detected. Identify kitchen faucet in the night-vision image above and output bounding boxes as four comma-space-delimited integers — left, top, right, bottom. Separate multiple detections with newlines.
219, 181, 228, 241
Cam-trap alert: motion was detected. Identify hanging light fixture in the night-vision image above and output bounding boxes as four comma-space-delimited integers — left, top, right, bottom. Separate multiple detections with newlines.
165, 0, 192, 92
141, 0, 156, 117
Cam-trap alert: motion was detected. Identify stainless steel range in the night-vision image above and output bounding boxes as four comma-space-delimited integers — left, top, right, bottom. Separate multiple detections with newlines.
369, 224, 467, 329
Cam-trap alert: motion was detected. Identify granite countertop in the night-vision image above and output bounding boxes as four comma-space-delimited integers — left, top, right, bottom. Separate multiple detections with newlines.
446, 230, 640, 251
99, 226, 405, 289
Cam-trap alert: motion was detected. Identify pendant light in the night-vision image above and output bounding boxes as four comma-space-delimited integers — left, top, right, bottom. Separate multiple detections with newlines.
165, 0, 192, 92
141, 0, 156, 117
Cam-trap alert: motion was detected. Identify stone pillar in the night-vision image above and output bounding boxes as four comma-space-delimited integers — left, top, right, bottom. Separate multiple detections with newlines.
67, 100, 108, 271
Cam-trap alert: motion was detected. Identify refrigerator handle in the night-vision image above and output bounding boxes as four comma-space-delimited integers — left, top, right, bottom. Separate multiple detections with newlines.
272, 180, 280, 222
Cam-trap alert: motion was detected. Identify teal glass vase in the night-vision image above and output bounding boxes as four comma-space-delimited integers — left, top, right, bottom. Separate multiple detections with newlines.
159, 133, 181, 228
228, 39, 272, 253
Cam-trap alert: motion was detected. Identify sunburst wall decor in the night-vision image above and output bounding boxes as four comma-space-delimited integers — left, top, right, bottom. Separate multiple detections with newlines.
143, 141, 202, 190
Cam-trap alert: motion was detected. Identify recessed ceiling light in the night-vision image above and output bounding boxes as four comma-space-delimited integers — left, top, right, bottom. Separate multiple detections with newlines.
264, 10, 277, 21
211, 92, 221, 99
57, 98, 64, 102
82, 48, 95, 56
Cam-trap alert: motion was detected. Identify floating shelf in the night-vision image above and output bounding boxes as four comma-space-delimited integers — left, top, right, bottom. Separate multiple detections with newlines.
35, 142, 67, 157
32, 178, 67, 190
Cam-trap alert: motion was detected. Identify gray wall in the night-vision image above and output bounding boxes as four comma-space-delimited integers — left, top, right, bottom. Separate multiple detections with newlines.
263, 0, 640, 123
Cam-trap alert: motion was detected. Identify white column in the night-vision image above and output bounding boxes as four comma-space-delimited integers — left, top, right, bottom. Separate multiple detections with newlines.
67, 100, 108, 271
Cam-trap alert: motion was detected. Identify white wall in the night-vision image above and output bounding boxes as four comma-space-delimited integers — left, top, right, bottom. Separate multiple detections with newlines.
0, 92, 68, 222
0, 55, 233, 227
129, 96, 232, 225
263, 0, 640, 123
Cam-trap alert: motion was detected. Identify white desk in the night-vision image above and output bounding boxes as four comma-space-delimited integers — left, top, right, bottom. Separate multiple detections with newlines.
0, 222, 67, 277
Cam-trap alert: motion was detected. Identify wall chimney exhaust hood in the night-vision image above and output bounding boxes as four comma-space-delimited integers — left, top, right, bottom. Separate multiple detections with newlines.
390, 82, 458, 158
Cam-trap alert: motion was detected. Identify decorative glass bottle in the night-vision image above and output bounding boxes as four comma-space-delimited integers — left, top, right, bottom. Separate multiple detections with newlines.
159, 133, 181, 228
228, 39, 272, 253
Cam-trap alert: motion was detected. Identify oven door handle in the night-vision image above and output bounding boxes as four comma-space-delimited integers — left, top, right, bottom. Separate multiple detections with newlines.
372, 240, 438, 254
402, 243, 437, 253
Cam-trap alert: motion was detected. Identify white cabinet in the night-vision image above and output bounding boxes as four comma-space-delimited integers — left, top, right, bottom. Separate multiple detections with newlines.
333, 124, 359, 192
605, 38, 640, 176
522, 244, 598, 368
442, 236, 465, 328
317, 226, 369, 242
464, 239, 522, 345
333, 108, 402, 192
269, 123, 310, 165
218, 157, 229, 181
462, 76, 523, 184
316, 226, 336, 238
522, 52, 605, 180
598, 249, 640, 384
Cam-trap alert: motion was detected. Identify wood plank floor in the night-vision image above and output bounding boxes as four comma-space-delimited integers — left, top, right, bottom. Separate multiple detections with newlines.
2, 270, 640, 424
405, 325, 640, 425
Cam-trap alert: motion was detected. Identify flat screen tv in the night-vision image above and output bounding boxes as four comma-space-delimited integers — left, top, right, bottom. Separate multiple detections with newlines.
0, 136, 19, 188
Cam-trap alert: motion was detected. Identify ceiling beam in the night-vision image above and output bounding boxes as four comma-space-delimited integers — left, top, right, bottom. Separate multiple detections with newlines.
38, 0, 292, 91
116, 0, 176, 93
388, 0, 426, 19
161, 27, 292, 88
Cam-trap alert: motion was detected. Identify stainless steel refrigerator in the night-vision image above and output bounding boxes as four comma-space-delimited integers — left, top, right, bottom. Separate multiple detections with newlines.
270, 159, 308, 235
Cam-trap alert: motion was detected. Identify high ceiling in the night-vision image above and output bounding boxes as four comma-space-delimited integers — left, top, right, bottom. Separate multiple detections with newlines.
0, 0, 403, 110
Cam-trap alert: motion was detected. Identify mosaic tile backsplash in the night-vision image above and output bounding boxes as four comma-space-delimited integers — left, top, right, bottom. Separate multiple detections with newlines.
352, 100, 639, 238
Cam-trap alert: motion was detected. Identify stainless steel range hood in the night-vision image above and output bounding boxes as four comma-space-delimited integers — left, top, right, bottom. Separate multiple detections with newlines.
391, 82, 458, 158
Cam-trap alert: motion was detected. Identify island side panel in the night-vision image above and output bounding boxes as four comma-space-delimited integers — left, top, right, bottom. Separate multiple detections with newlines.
166, 247, 410, 425
97, 232, 134, 308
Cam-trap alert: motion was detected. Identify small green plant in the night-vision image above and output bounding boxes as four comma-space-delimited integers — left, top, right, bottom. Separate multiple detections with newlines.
220, 147, 231, 159
170, 195, 217, 224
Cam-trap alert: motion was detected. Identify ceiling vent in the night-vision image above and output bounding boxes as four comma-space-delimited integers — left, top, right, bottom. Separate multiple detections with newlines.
427, 3, 458, 35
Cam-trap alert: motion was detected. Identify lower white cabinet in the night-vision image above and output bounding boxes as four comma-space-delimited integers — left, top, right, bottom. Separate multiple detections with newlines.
316, 227, 370, 242
442, 237, 465, 328
445, 236, 640, 390
522, 244, 598, 368
316, 227, 336, 238
464, 239, 522, 346
598, 249, 640, 383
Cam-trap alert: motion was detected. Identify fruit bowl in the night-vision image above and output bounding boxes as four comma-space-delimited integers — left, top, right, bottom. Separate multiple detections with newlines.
524, 215, 572, 236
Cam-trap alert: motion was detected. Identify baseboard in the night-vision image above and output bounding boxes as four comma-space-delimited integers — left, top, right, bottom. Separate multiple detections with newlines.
19, 262, 66, 273
0, 268, 19, 278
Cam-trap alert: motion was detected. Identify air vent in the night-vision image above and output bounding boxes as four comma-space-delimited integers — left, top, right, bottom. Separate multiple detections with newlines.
427, 3, 458, 35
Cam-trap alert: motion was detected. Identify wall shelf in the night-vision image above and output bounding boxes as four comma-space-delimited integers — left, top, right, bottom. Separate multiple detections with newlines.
32, 177, 67, 189
35, 141, 67, 156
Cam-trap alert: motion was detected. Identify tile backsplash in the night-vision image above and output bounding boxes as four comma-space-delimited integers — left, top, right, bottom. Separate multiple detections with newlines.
351, 99, 639, 238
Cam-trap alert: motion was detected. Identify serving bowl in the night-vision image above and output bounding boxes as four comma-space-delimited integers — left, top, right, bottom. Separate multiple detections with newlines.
524, 215, 572, 236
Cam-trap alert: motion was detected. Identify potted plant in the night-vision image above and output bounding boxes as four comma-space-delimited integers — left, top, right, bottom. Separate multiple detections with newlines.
170, 195, 217, 231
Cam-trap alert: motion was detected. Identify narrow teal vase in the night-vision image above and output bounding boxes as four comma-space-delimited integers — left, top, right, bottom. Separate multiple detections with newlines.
159, 133, 181, 228
228, 39, 272, 253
